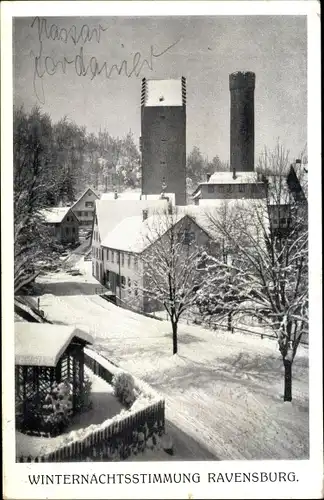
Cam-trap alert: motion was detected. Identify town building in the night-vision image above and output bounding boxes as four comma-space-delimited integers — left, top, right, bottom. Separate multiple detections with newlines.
40, 207, 79, 245
100, 211, 213, 313
70, 187, 99, 227
267, 162, 308, 233
140, 78, 187, 206
192, 171, 266, 205
91, 197, 172, 283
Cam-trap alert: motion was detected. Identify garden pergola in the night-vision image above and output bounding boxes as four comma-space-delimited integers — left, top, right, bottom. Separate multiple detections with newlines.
15, 324, 93, 413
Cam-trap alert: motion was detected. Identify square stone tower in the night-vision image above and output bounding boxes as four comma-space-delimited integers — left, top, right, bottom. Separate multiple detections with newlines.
140, 78, 187, 205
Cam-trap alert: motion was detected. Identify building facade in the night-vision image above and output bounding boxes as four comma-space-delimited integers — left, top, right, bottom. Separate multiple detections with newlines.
70, 187, 99, 226
41, 207, 79, 245
141, 78, 187, 206
101, 212, 213, 313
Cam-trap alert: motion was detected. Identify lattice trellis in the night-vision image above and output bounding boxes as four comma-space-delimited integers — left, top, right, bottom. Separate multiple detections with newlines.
15, 341, 87, 415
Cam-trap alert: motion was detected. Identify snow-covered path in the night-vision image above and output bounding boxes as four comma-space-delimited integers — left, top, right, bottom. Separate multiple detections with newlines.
35, 259, 309, 460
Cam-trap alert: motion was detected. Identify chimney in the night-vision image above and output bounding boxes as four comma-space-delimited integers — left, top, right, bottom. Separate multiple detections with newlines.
206, 172, 211, 182
142, 209, 148, 221
114, 189, 118, 199
229, 71, 255, 172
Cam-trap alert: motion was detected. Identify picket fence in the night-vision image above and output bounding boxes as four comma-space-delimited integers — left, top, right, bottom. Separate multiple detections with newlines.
18, 350, 165, 462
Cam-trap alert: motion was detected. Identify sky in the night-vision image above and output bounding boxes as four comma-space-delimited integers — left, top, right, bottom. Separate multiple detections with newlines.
13, 15, 307, 162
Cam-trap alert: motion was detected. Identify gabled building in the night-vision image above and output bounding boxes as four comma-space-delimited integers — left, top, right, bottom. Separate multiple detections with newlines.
266, 162, 308, 234
100, 211, 213, 313
70, 187, 99, 227
91, 197, 172, 283
40, 207, 79, 245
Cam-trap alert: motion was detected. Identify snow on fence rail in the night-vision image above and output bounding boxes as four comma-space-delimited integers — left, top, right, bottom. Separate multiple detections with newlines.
197, 319, 309, 347
17, 348, 165, 463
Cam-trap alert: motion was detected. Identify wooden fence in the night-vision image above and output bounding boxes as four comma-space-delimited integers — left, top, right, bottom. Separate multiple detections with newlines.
17, 350, 165, 462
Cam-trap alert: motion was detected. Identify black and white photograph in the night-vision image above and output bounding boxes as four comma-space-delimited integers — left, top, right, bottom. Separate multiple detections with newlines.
2, 1, 322, 499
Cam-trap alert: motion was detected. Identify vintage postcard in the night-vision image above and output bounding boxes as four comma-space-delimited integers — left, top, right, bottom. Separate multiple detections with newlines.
2, 1, 322, 499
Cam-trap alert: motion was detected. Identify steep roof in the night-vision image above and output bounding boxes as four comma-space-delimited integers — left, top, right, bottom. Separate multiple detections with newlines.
15, 323, 93, 367
94, 198, 170, 242
70, 187, 100, 210
39, 207, 73, 224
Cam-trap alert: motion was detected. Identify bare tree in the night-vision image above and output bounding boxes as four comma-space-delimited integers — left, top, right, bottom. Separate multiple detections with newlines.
141, 208, 210, 355
198, 146, 308, 401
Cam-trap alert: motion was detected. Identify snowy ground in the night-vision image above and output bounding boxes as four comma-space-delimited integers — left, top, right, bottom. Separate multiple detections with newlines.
33, 258, 309, 461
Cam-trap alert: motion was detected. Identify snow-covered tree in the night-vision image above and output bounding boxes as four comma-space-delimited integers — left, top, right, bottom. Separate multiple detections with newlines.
198, 147, 308, 401
141, 208, 209, 355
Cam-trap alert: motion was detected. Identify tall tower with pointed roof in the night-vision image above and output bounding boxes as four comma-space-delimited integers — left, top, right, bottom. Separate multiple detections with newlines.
140, 78, 187, 205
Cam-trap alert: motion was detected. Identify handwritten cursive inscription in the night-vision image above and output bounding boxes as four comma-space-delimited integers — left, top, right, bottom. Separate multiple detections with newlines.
31, 17, 109, 46
29, 17, 181, 104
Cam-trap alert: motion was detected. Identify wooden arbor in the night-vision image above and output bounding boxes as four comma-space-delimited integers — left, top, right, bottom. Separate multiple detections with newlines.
15, 324, 93, 414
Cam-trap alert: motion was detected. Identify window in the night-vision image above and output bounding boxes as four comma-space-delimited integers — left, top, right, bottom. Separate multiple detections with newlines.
160, 161, 166, 165
84, 211, 88, 217
65, 227, 69, 235
226, 185, 232, 193
78, 211, 82, 217
85, 201, 93, 208
112, 251, 114, 263
134, 281, 138, 297
128, 254, 131, 267
88, 191, 92, 196
208, 185, 215, 194
121, 276, 126, 288
128, 277, 132, 294
116, 252, 120, 265
66, 216, 70, 222
72, 227, 76, 234
134, 256, 138, 270
106, 248, 109, 260
121, 252, 124, 266
218, 185, 224, 193
178, 230, 195, 245
116, 274, 120, 287
239, 184, 245, 193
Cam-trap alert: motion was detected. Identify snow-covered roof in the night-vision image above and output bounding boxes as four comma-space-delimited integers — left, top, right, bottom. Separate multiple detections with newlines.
102, 211, 197, 253
144, 79, 183, 107
70, 187, 100, 209
95, 198, 170, 242
15, 323, 93, 367
100, 191, 175, 203
208, 171, 259, 184
39, 207, 73, 224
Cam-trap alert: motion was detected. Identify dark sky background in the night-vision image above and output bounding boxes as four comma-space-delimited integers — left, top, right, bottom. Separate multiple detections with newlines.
13, 15, 307, 162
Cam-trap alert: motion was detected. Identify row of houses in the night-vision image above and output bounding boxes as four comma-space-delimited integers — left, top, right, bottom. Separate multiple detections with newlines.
89, 162, 307, 314
40, 188, 100, 245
